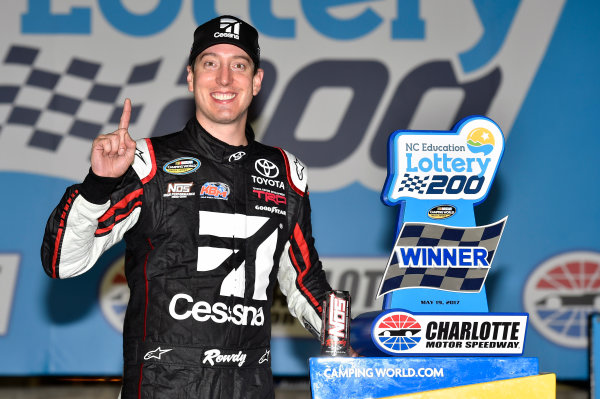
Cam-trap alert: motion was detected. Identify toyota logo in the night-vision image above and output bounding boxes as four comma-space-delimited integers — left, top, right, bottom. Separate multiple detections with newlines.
255, 159, 279, 178
228, 151, 246, 162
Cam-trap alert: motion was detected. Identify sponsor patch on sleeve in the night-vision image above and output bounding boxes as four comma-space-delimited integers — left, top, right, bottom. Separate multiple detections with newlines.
279, 149, 307, 196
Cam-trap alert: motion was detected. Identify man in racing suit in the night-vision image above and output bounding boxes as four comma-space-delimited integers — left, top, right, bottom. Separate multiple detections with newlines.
41, 15, 332, 398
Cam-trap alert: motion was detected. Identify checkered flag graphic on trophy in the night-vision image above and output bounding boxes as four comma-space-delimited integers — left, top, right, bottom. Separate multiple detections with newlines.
377, 218, 507, 296
398, 173, 430, 194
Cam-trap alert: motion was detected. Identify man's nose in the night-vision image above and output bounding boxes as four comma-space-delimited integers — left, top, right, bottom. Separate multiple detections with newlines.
217, 65, 232, 85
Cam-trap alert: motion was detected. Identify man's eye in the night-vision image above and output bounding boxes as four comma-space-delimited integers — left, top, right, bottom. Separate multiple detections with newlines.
233, 63, 247, 71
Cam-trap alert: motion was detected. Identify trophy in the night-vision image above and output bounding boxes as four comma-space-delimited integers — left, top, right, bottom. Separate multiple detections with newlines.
309, 116, 555, 398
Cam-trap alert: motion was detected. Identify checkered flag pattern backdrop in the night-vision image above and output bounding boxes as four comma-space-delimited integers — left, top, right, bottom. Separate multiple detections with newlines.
0, 45, 161, 151
398, 173, 429, 194
377, 217, 507, 296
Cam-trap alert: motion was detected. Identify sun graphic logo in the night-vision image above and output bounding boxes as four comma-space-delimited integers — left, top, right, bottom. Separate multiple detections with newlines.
466, 127, 495, 156
524, 251, 600, 349
99, 256, 129, 333
372, 311, 422, 354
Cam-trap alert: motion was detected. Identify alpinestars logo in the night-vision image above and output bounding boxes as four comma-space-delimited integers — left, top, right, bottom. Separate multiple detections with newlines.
259, 349, 270, 364
216, 17, 240, 40
135, 148, 146, 165
144, 347, 173, 360
294, 158, 305, 180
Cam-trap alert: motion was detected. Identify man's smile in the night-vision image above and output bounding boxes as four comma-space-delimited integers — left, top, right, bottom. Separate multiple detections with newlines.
212, 92, 236, 101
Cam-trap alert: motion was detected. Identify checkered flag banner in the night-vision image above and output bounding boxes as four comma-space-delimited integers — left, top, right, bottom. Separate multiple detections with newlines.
398, 173, 430, 194
0, 45, 160, 152
377, 217, 507, 297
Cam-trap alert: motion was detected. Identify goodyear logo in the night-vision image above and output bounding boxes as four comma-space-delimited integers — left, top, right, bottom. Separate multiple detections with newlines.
163, 157, 201, 175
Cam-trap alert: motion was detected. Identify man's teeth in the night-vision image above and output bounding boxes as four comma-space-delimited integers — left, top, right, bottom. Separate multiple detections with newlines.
212, 93, 236, 100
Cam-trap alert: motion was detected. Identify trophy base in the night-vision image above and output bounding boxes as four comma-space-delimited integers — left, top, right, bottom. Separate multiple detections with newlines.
309, 356, 548, 398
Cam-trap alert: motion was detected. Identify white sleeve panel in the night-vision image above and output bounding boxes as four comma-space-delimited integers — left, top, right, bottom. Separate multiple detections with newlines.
277, 242, 323, 337
58, 195, 141, 278
280, 149, 308, 195
132, 138, 153, 180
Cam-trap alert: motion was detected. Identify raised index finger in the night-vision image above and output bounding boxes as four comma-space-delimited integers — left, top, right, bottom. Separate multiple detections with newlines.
119, 98, 132, 130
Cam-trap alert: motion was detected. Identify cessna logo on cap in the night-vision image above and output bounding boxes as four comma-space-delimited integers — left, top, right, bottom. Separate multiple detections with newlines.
216, 17, 240, 40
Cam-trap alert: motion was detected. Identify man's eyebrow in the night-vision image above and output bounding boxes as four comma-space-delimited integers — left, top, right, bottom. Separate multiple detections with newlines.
233, 54, 252, 63
199, 52, 217, 61
199, 52, 252, 64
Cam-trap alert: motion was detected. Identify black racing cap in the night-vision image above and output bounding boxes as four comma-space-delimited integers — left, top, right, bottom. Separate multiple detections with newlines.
189, 15, 260, 68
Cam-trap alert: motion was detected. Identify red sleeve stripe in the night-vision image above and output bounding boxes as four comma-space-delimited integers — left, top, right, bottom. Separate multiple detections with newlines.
138, 364, 144, 399
277, 148, 304, 197
95, 201, 142, 235
290, 223, 322, 312
51, 190, 78, 278
51, 228, 64, 279
97, 188, 143, 223
139, 238, 154, 398
141, 138, 157, 185
97, 139, 153, 237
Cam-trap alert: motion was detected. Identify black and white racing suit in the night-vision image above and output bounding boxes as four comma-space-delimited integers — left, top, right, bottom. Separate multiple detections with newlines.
41, 118, 331, 398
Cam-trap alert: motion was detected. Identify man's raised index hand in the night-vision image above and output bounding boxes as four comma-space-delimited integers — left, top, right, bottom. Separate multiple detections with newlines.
117, 98, 133, 155
90, 98, 137, 178
119, 98, 131, 128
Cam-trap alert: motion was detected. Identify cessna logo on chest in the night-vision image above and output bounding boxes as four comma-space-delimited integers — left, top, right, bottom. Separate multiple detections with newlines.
169, 294, 265, 326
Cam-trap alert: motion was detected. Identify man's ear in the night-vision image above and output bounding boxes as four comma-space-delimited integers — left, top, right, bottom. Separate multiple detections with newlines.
186, 65, 194, 93
253, 68, 264, 96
